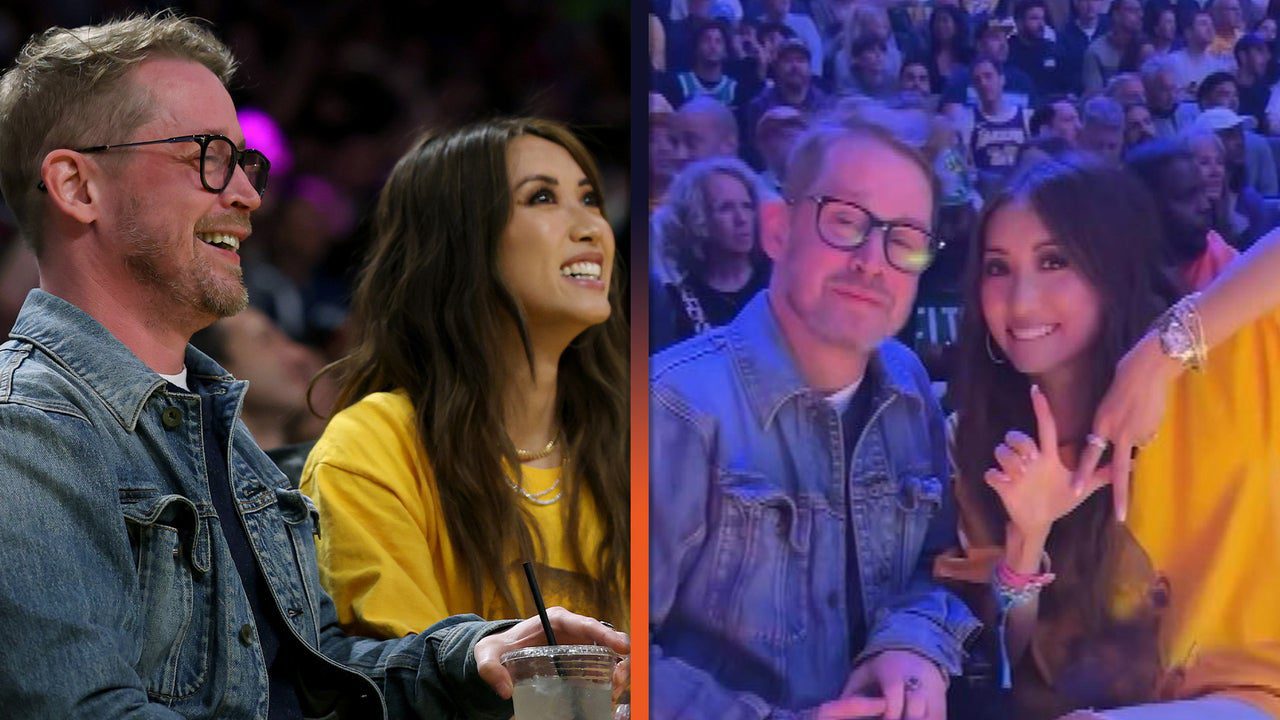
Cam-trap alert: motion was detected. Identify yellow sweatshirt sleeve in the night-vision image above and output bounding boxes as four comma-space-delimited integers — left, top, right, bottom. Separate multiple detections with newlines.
300, 392, 451, 639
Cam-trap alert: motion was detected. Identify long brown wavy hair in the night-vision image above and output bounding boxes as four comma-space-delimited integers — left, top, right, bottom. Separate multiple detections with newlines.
953, 155, 1169, 713
316, 117, 629, 626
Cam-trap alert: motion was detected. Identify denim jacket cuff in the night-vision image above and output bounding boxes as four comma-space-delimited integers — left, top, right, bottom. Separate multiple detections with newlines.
855, 616, 977, 677
432, 617, 521, 718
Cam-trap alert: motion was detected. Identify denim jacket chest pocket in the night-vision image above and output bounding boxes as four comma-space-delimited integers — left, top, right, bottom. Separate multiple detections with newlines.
850, 470, 944, 596
119, 490, 214, 702
707, 469, 815, 661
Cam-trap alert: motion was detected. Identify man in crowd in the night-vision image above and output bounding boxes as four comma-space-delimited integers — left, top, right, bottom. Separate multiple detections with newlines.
846, 35, 896, 99
742, 39, 831, 164
754, 105, 809, 192
1008, 0, 1068, 95
1142, 55, 1202, 136
1197, 73, 1279, 194
1167, 8, 1236, 94
1233, 32, 1274, 131
659, 20, 753, 109
0, 14, 629, 719
1059, 0, 1110, 94
944, 21, 1037, 109
1208, 0, 1247, 64
679, 95, 742, 162
1104, 72, 1147, 105
1082, 0, 1144, 95
1079, 94, 1127, 162
1031, 94, 1084, 145
757, 0, 825, 79
948, 57, 1032, 190
650, 120, 978, 720
1124, 101, 1159, 149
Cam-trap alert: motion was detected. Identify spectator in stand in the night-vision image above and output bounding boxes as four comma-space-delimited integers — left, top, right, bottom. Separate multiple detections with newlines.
1145, 2, 1181, 56
1255, 15, 1279, 43
1105, 71, 1149, 103
1235, 33, 1275, 130
679, 95, 741, 161
1196, 73, 1280, 193
651, 94, 691, 208
1125, 139, 1238, 292
897, 56, 940, 110
730, 19, 778, 88
650, 158, 771, 352
945, 20, 1038, 109
1167, 8, 1236, 94
842, 36, 897, 98
757, 0, 825, 78
1010, 0, 1069, 95
1059, 0, 1110, 95
834, 4, 922, 94
1209, 0, 1248, 64
1185, 124, 1277, 246
927, 5, 976, 96
1031, 94, 1085, 144
659, 20, 753, 108
667, 0, 719, 72
741, 38, 831, 162
1124, 101, 1160, 147
1079, 94, 1127, 162
1142, 55, 1202, 135
1083, 0, 1144, 95
753, 105, 808, 191
191, 308, 324, 450
948, 56, 1033, 189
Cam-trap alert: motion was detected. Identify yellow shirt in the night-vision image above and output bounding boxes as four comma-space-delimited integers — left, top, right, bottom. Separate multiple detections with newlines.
301, 390, 615, 638
1126, 309, 1280, 714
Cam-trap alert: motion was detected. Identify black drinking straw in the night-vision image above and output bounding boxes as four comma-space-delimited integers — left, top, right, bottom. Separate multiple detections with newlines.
522, 561, 558, 646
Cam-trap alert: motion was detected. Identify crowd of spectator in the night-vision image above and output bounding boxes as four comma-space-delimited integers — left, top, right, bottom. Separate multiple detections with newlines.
0, 0, 628, 449
649, 0, 1280, 384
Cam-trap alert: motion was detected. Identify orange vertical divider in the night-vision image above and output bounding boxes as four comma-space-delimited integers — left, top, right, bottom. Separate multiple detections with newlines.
630, 240, 651, 718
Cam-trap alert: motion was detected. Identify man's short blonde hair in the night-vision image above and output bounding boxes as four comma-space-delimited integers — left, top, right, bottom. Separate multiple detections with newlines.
0, 11, 236, 252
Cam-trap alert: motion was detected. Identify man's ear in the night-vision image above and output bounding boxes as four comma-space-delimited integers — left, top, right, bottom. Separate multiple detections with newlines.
40, 150, 100, 226
759, 196, 790, 263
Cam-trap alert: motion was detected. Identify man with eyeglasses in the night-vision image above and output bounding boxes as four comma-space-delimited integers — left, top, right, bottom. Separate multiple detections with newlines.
0, 13, 628, 720
650, 121, 978, 720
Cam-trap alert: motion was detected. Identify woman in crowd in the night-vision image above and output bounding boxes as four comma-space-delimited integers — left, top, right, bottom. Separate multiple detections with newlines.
941, 156, 1280, 719
649, 157, 771, 352
301, 117, 630, 638
1184, 128, 1274, 249
927, 4, 974, 96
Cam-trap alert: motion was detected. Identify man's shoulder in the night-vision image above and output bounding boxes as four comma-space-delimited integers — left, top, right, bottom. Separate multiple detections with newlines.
650, 329, 735, 389
0, 339, 95, 424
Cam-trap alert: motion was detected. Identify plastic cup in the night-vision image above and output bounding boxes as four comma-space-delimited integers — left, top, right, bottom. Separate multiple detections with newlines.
501, 645, 619, 720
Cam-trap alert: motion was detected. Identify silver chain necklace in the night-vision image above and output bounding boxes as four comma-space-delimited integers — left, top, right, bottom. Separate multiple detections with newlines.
506, 459, 565, 506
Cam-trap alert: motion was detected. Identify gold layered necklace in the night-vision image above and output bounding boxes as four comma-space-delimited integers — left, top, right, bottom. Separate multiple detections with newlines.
508, 433, 564, 505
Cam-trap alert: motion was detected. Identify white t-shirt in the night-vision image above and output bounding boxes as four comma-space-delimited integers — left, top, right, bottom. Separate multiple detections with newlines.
824, 377, 864, 414
158, 367, 190, 391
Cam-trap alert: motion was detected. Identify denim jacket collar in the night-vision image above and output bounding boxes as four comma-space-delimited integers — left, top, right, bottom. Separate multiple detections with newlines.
727, 291, 928, 429
9, 289, 236, 431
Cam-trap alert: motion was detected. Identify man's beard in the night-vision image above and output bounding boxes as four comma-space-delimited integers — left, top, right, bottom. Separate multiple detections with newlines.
120, 199, 248, 320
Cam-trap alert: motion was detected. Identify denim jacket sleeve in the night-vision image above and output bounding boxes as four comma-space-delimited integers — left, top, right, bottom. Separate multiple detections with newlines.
317, 597, 519, 718
0, 402, 185, 719
650, 388, 821, 720
854, 369, 980, 676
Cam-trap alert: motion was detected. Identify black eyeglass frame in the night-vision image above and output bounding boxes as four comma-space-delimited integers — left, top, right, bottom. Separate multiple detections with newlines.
792, 194, 945, 275
35, 133, 270, 196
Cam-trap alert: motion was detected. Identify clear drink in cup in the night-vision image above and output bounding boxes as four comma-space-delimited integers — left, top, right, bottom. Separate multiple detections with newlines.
501, 645, 618, 720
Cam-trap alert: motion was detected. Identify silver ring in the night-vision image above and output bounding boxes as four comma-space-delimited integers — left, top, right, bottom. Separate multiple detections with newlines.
1085, 433, 1110, 451
904, 675, 922, 693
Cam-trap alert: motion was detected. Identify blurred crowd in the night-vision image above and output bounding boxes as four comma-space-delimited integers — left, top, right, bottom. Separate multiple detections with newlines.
648, 0, 1280, 386
0, 0, 628, 449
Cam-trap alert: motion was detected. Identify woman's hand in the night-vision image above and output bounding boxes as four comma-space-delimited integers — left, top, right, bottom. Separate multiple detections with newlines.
473, 607, 630, 700
1072, 331, 1181, 522
986, 386, 1110, 540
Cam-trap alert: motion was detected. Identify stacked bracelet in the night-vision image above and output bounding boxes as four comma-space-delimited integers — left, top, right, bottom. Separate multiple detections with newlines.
993, 552, 1056, 690
1155, 292, 1208, 371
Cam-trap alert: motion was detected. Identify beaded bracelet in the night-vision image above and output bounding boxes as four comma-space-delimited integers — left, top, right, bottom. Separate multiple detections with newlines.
993, 552, 1056, 689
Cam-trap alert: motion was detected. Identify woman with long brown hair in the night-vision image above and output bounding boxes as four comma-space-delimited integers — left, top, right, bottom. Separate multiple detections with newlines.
941, 155, 1280, 719
300, 117, 629, 639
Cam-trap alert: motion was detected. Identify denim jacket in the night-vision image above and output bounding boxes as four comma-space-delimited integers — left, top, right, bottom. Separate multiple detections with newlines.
0, 290, 517, 720
649, 292, 979, 719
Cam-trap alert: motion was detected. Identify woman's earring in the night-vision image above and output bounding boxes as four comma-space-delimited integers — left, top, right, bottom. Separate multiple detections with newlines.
986, 332, 1006, 365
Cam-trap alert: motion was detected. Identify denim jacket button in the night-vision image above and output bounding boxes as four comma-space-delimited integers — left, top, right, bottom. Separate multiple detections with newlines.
238, 623, 255, 646
161, 407, 183, 429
